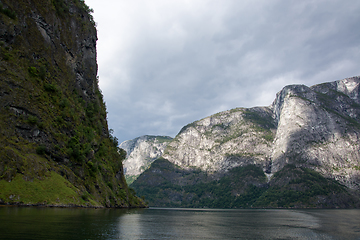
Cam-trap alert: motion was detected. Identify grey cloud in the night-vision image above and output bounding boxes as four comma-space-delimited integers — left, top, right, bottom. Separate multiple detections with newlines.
86, 0, 360, 143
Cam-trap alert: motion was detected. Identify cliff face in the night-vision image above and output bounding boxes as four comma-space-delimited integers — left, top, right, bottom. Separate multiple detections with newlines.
0, 0, 145, 207
270, 77, 360, 189
161, 77, 360, 190
162, 107, 275, 173
120, 135, 172, 184
131, 77, 360, 208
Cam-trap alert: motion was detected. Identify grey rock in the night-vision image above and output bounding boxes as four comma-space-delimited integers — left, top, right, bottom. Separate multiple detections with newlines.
160, 76, 360, 190
120, 135, 173, 180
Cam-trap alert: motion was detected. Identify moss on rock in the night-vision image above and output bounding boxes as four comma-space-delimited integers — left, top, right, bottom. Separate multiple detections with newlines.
0, 0, 145, 208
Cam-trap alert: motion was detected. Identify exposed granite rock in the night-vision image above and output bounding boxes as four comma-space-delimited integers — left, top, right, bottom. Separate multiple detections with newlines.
270, 77, 360, 190
120, 135, 172, 183
161, 77, 360, 190
131, 77, 360, 208
163, 107, 275, 172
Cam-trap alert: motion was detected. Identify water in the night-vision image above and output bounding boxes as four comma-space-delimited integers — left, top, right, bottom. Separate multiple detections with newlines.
1, 207, 360, 239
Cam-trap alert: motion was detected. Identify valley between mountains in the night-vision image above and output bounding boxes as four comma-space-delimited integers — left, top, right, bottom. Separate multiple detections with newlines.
123, 77, 360, 208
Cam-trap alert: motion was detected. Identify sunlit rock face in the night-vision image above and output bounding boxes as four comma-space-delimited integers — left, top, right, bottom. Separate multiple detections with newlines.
120, 135, 172, 181
162, 77, 360, 190
162, 107, 275, 173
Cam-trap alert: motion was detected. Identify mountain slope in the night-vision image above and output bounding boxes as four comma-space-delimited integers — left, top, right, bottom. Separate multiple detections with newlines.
163, 106, 275, 173
120, 135, 172, 184
0, 0, 145, 207
131, 77, 360, 208
270, 79, 360, 189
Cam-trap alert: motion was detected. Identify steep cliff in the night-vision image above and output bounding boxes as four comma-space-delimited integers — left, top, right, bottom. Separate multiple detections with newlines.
120, 135, 172, 184
270, 78, 360, 189
131, 77, 360, 208
0, 0, 145, 207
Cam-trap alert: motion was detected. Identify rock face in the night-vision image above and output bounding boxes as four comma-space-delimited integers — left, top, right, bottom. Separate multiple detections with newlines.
163, 107, 275, 173
0, 0, 145, 208
162, 77, 360, 190
120, 135, 172, 184
270, 79, 360, 189
132, 76, 360, 208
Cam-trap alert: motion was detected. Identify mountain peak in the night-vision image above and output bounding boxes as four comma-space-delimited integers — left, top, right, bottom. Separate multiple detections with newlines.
129, 76, 360, 208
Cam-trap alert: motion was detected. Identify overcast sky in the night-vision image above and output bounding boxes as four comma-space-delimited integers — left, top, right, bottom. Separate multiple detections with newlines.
85, 0, 360, 144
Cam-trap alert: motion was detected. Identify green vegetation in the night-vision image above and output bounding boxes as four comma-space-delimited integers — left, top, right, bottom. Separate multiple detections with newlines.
0, 4, 16, 19
242, 109, 275, 142
52, 0, 68, 16
149, 135, 173, 143
182, 165, 267, 208
131, 159, 357, 208
126, 175, 140, 185
211, 123, 229, 130
132, 160, 268, 208
44, 83, 57, 92
0, 0, 144, 208
0, 172, 99, 206
289, 94, 314, 103
75, 0, 95, 26
215, 127, 247, 144
243, 110, 275, 130
324, 106, 360, 129
28, 67, 39, 77
178, 122, 198, 135
314, 90, 360, 129
36, 145, 47, 155
253, 165, 352, 208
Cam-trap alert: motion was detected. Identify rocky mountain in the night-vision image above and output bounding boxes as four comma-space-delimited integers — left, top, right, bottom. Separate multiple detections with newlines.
120, 135, 173, 184
131, 76, 360, 208
0, 0, 145, 208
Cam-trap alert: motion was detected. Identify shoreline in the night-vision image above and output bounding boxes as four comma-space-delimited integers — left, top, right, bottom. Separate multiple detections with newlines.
0, 202, 148, 209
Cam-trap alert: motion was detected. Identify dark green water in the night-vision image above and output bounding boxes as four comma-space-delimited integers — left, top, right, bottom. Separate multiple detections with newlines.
1, 207, 360, 239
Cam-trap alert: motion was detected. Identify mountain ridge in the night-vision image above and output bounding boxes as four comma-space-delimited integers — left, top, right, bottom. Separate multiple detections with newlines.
130, 76, 360, 208
120, 135, 173, 184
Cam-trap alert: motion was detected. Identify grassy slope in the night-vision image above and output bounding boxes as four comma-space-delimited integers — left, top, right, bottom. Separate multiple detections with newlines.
0, 171, 99, 206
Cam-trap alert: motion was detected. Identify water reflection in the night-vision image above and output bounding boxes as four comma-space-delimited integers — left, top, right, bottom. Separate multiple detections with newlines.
116, 208, 360, 239
0, 207, 126, 240
1, 207, 360, 239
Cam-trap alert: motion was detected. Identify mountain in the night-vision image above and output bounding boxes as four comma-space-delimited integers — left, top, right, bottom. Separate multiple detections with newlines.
131, 77, 360, 208
0, 0, 145, 208
120, 135, 173, 184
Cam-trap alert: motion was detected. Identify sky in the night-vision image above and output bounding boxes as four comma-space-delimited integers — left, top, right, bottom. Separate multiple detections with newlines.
85, 0, 360, 144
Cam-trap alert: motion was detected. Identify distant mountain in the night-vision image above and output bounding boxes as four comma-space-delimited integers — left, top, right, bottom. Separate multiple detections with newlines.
131, 77, 360, 208
120, 135, 173, 184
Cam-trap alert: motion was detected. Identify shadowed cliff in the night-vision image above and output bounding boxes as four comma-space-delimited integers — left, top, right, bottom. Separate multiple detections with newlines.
0, 0, 145, 207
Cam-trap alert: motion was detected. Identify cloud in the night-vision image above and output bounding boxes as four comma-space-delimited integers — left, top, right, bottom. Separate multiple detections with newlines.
85, 0, 360, 143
